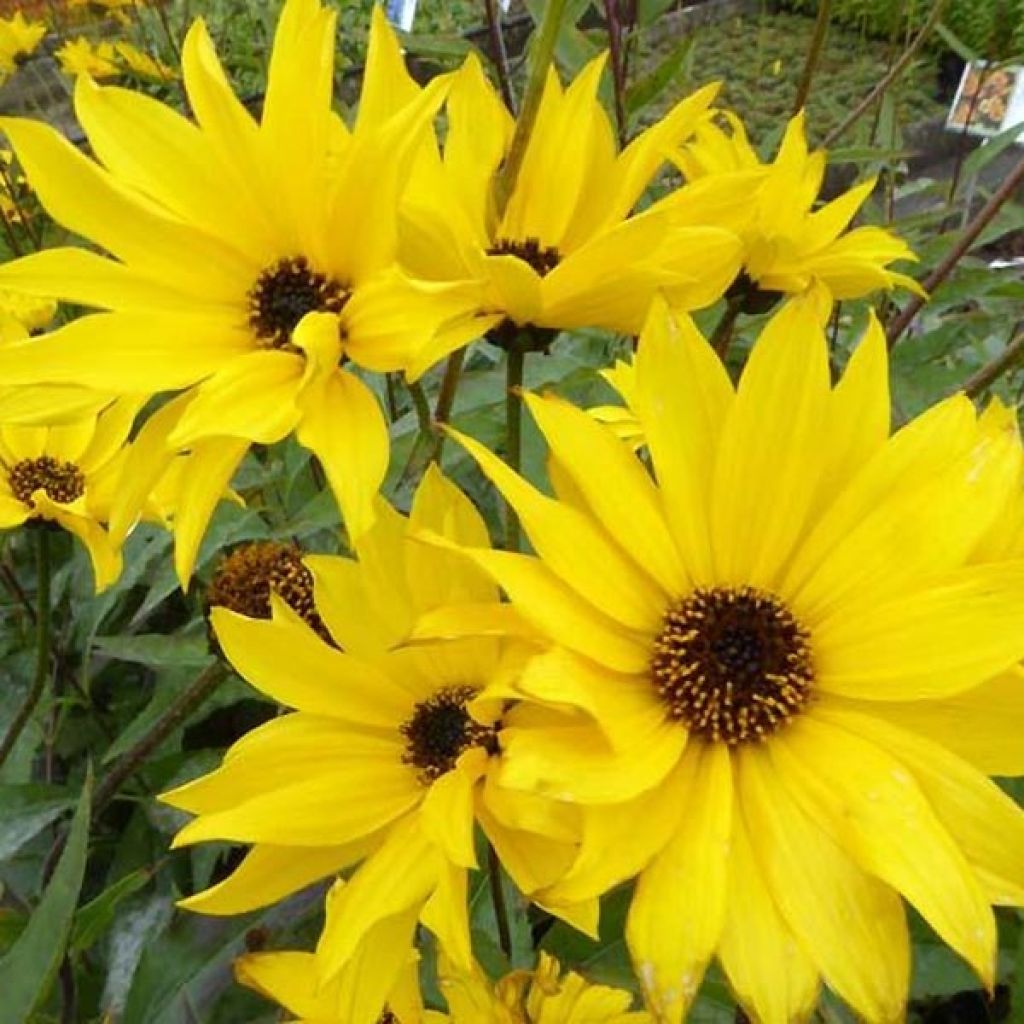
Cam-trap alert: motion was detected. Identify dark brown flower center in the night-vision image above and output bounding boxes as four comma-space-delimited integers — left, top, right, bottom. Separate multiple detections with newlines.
247, 256, 348, 350
400, 685, 499, 785
651, 586, 813, 745
488, 236, 561, 277
8, 456, 85, 505
206, 541, 333, 645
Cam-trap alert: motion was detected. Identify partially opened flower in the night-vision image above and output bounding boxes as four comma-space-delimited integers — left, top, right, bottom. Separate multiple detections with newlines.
55, 37, 120, 79
0, 0, 480, 580
0, 398, 142, 588
666, 111, 923, 306
399, 54, 741, 369
430, 288, 1024, 1023
114, 41, 177, 82
235, 895, 429, 1024
162, 467, 587, 982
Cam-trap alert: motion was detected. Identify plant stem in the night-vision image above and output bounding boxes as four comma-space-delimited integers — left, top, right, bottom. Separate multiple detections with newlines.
963, 324, 1024, 399
822, 0, 947, 148
431, 349, 467, 463
886, 152, 1024, 348
791, 0, 830, 115
504, 346, 525, 551
0, 529, 51, 770
484, 0, 516, 111
93, 662, 226, 815
487, 842, 513, 959
496, 0, 569, 208
711, 296, 744, 359
603, 0, 628, 146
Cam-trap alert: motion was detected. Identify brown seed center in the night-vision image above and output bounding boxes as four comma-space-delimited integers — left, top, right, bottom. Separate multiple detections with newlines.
8, 456, 85, 505
651, 586, 813, 745
247, 256, 348, 350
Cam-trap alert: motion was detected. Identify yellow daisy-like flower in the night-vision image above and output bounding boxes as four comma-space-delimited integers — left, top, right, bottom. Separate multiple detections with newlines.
398, 54, 741, 368
667, 111, 923, 306
55, 37, 120, 79
0, 0, 479, 580
162, 467, 587, 983
429, 288, 1024, 1023
0, 398, 142, 588
113, 41, 177, 81
237, 940, 648, 1024
0, 12, 46, 77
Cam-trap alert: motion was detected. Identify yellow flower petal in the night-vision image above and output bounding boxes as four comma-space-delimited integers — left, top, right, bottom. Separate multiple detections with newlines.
739, 744, 909, 1023
627, 743, 731, 1024
419, 762, 479, 869
773, 715, 996, 986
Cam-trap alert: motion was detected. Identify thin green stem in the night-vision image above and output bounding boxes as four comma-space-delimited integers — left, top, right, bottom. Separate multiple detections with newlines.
0, 529, 52, 770
93, 662, 226, 815
791, 0, 830, 115
430, 349, 467, 463
822, 0, 947, 148
487, 842, 513, 960
963, 323, 1024, 400
496, 0, 569, 208
504, 347, 525, 552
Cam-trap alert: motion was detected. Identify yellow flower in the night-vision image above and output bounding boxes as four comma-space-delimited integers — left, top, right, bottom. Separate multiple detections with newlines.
236, 941, 647, 1024
162, 467, 588, 982
0, 12, 46, 76
667, 111, 923, 305
0, 287, 55, 336
113, 41, 177, 81
0, 398, 142, 588
55, 37, 120, 79
432, 288, 1024, 1023
0, 0, 480, 581
398, 55, 741, 369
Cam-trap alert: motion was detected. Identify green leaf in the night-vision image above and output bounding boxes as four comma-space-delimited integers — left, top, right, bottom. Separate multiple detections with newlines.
0, 771, 91, 1023
71, 868, 152, 954
0, 784, 75, 861
625, 35, 694, 118
93, 632, 214, 669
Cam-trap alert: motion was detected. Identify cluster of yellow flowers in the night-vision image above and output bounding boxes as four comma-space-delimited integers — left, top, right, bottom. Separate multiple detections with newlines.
1, 0, 1022, 1021
55, 34, 176, 80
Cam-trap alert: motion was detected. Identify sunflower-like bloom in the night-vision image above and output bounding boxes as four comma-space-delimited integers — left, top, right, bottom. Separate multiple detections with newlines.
237, 939, 648, 1024
398, 55, 741, 368
162, 467, 587, 984
666, 111, 923, 306
0, 12, 45, 78
55, 37, 120, 79
0, 0, 480, 579
0, 398, 143, 587
429, 288, 1024, 1023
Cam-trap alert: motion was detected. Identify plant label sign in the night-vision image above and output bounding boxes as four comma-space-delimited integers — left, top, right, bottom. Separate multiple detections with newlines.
386, 0, 417, 32
947, 61, 1024, 140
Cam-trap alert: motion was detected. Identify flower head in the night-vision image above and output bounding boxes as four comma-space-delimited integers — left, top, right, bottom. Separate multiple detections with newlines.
113, 41, 177, 81
0, 12, 45, 77
399, 55, 741, 369
0, 0, 481, 579
668, 111, 923, 306
162, 467, 587, 982
433, 288, 1024, 1023
55, 37, 120, 79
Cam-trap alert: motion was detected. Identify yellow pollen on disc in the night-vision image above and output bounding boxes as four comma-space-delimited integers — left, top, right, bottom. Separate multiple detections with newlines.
650, 585, 814, 745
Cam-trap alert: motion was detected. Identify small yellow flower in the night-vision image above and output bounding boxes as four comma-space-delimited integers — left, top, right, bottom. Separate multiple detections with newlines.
0, 287, 55, 336
666, 111, 923, 305
0, 12, 46, 77
55, 37, 120, 79
399, 55, 741, 369
162, 467, 589, 984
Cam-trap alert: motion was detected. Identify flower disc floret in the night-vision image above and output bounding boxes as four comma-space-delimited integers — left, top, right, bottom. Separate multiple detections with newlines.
247, 256, 348, 351
9, 455, 86, 505
652, 585, 813, 744
399, 684, 499, 784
